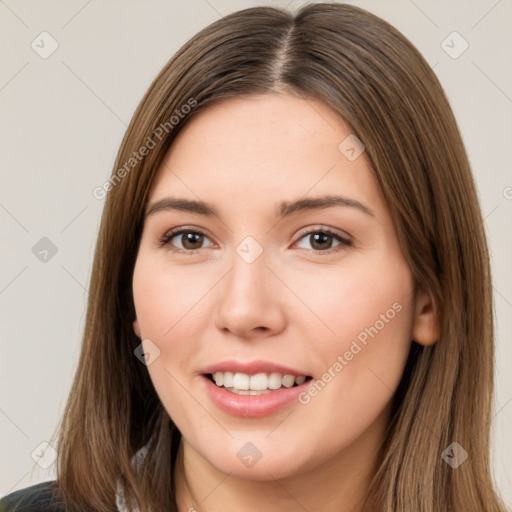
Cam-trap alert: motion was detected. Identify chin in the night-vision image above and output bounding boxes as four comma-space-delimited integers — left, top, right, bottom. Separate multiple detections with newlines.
188, 435, 311, 481
213, 454, 304, 481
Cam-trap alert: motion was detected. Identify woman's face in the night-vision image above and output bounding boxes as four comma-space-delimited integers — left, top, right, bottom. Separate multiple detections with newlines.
132, 93, 431, 481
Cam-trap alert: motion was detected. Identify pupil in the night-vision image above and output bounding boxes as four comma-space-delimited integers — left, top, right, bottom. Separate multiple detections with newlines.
311, 232, 331, 250
183, 232, 202, 249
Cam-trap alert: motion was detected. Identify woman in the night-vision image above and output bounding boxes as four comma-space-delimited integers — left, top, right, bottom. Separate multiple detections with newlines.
1, 3, 508, 511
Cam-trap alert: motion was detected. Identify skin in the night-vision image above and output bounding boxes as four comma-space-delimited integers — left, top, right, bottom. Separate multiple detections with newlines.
132, 93, 437, 512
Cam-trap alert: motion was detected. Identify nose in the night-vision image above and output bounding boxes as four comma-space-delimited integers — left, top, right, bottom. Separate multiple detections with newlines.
214, 248, 287, 339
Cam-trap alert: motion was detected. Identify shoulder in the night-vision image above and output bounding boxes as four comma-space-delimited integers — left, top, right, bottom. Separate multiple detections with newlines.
0, 481, 66, 512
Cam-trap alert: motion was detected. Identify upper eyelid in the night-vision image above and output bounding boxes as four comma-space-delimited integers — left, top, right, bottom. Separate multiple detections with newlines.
295, 225, 352, 241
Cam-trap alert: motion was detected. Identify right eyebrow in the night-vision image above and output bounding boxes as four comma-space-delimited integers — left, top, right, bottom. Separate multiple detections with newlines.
145, 197, 218, 218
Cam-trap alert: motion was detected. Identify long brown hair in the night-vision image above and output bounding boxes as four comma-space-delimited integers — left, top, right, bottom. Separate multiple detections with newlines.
51, 3, 508, 511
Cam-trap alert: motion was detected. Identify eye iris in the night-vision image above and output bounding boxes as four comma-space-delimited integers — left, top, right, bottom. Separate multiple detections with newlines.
181, 232, 203, 250
310, 232, 332, 250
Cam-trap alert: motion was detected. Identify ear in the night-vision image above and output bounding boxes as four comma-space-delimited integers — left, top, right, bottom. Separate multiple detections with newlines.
412, 286, 439, 346
133, 318, 141, 338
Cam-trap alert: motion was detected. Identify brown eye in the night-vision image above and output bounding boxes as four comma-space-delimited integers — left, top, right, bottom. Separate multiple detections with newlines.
310, 232, 333, 250
160, 229, 213, 252
179, 232, 205, 250
295, 229, 352, 253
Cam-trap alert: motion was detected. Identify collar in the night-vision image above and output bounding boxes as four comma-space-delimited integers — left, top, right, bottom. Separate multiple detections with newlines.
115, 443, 150, 512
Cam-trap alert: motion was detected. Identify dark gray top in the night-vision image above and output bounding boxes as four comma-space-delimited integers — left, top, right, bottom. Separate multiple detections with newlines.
0, 481, 66, 512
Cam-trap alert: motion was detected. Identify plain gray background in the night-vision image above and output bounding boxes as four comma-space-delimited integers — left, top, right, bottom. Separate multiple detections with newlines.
0, 0, 511, 506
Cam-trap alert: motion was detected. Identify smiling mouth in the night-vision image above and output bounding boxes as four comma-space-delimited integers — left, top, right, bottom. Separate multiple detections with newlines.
205, 372, 313, 395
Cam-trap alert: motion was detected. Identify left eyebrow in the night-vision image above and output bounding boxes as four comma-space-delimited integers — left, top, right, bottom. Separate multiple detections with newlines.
144, 194, 375, 219
276, 195, 374, 218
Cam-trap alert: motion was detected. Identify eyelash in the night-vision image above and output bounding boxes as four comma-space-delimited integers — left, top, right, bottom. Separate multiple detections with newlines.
157, 226, 353, 255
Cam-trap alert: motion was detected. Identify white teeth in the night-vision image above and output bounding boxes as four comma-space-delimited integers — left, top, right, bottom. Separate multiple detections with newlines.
282, 375, 295, 388
295, 375, 306, 385
249, 373, 268, 390
211, 371, 308, 391
223, 372, 234, 387
268, 372, 282, 390
232, 372, 249, 390
228, 388, 273, 395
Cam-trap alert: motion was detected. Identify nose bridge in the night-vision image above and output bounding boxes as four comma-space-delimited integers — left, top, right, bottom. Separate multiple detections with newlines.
214, 238, 285, 336
225, 240, 270, 303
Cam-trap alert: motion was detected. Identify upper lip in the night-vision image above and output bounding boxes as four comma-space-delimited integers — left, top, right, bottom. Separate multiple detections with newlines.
201, 359, 310, 377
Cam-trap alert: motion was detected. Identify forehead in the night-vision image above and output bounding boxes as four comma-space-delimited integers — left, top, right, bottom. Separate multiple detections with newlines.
148, 93, 385, 219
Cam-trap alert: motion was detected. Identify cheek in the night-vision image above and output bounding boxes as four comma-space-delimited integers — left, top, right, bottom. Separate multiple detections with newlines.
284, 255, 413, 345
131, 255, 211, 399
292, 259, 414, 433
132, 254, 211, 340
132, 256, 209, 426
324, 268, 412, 353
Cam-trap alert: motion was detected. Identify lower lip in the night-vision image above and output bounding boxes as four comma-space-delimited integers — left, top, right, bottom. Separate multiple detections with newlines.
202, 375, 312, 418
